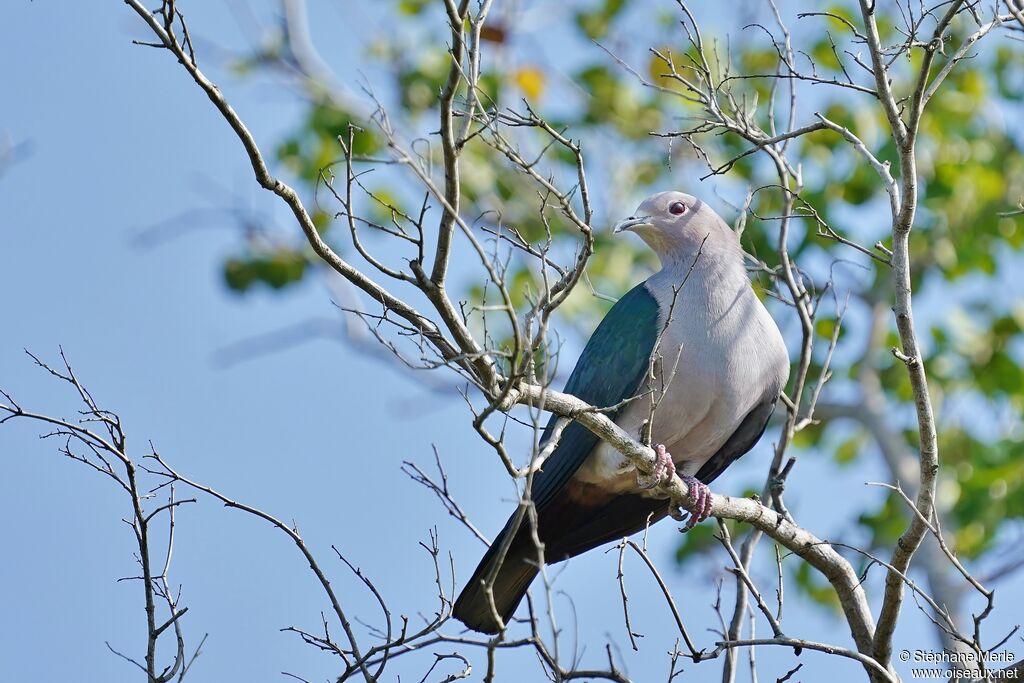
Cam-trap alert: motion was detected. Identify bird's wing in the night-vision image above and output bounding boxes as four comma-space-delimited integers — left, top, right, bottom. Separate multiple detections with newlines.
531, 281, 661, 510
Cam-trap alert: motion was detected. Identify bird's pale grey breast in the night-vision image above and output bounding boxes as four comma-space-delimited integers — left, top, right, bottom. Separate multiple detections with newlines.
575, 237, 788, 491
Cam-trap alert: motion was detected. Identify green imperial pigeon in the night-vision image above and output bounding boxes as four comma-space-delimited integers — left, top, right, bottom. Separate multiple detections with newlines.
453, 191, 790, 634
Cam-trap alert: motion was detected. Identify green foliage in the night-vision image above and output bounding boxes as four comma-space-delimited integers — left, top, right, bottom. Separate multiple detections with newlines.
943, 429, 1024, 558
858, 492, 910, 549
833, 433, 866, 466
575, 0, 627, 40
794, 561, 842, 611
224, 249, 309, 293
397, 0, 430, 16
674, 519, 723, 563
277, 101, 380, 184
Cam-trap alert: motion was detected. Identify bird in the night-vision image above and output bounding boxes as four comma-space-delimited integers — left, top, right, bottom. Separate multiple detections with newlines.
452, 191, 790, 634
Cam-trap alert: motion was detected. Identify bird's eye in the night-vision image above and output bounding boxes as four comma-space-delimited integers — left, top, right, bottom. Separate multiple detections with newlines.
669, 201, 687, 215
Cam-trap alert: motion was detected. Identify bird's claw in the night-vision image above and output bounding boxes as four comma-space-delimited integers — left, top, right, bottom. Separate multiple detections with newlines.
637, 446, 712, 531
671, 475, 713, 532
637, 444, 675, 489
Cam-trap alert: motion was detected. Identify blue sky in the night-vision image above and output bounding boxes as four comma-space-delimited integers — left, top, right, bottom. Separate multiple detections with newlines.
2, 2, 1021, 682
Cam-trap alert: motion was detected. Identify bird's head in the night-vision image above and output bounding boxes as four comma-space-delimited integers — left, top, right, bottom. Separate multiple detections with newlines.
614, 191, 738, 266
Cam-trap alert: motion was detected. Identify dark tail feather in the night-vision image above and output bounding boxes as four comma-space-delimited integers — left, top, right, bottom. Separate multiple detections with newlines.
454, 492, 672, 633
453, 518, 539, 634
544, 493, 670, 560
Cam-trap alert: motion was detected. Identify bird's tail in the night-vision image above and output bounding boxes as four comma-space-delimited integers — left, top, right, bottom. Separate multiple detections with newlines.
453, 492, 672, 633
452, 518, 539, 634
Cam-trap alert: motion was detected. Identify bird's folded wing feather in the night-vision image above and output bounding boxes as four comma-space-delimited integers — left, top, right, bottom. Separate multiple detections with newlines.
530, 281, 661, 510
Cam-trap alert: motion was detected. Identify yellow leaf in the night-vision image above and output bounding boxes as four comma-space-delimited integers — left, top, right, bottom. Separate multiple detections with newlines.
647, 50, 674, 88
514, 66, 546, 100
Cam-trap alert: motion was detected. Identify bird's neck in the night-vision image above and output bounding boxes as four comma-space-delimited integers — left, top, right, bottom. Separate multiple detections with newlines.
653, 234, 747, 287
646, 237, 752, 322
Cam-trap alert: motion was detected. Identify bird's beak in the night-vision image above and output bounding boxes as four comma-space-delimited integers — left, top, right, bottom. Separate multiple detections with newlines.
613, 215, 652, 234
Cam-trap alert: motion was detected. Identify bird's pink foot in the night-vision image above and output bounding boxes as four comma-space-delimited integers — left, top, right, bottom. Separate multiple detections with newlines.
637, 444, 676, 490
671, 475, 713, 532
